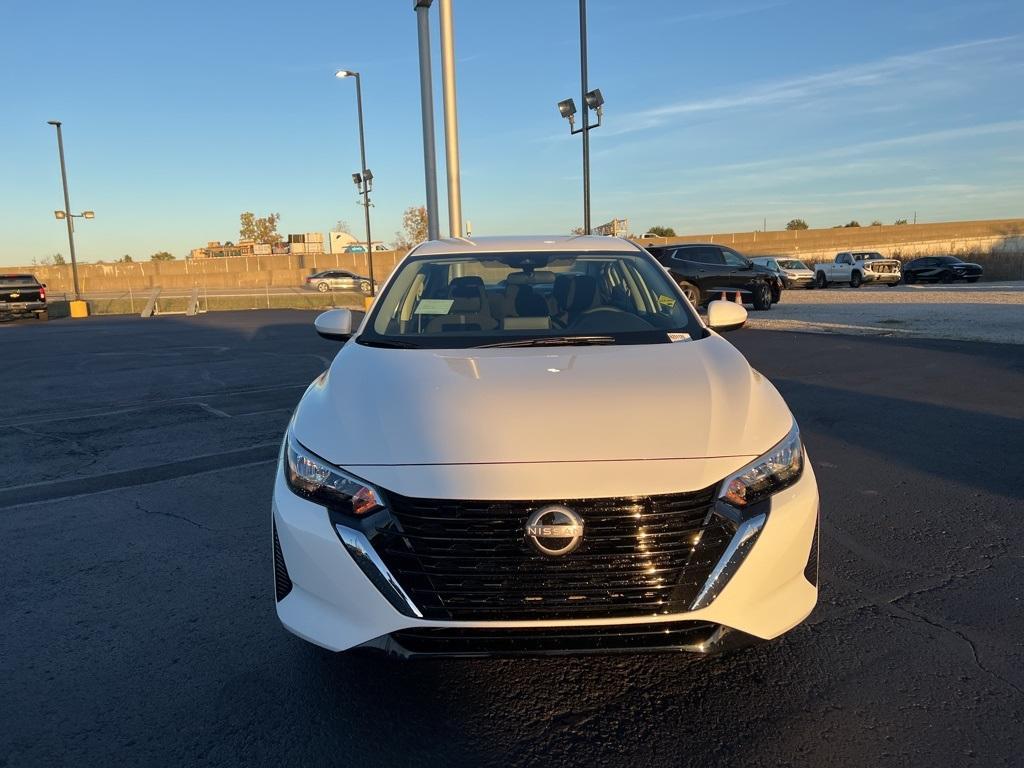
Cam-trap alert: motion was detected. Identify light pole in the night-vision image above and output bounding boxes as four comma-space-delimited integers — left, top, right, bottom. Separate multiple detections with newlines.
47, 120, 93, 300
414, 0, 440, 241
335, 70, 376, 295
557, 0, 604, 234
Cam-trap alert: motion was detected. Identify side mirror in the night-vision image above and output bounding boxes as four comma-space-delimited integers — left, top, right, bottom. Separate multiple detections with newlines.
314, 308, 354, 341
707, 300, 747, 332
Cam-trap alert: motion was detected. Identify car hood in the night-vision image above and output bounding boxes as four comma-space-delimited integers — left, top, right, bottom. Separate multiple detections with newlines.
292, 335, 792, 467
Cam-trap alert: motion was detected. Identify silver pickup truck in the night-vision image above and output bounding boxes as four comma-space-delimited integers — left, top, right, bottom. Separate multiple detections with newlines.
814, 251, 901, 288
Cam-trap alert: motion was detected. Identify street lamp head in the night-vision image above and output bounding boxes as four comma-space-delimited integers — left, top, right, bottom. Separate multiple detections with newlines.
352, 172, 363, 185
362, 169, 373, 182
585, 89, 604, 110
335, 70, 358, 79
82, 211, 95, 219
54, 210, 66, 220
557, 98, 577, 119
47, 120, 62, 126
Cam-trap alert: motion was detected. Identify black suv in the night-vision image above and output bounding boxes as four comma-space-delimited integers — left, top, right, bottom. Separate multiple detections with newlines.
645, 244, 779, 310
0, 274, 48, 321
902, 256, 983, 284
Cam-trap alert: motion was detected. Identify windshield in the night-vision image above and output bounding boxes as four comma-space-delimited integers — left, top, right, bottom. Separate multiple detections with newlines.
777, 259, 809, 270
359, 250, 703, 349
0, 275, 39, 286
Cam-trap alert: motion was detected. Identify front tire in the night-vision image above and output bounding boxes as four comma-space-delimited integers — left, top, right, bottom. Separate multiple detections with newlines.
816, 272, 829, 289
316, 281, 330, 293
678, 281, 702, 307
850, 271, 862, 288
752, 283, 772, 311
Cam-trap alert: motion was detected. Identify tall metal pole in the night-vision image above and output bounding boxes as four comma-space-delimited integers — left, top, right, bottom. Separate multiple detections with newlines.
48, 120, 81, 299
352, 74, 375, 294
579, 0, 591, 235
415, 1, 440, 241
438, 0, 463, 238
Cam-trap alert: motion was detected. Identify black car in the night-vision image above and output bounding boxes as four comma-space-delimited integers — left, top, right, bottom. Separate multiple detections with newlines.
646, 243, 779, 310
0, 274, 48, 321
902, 256, 983, 284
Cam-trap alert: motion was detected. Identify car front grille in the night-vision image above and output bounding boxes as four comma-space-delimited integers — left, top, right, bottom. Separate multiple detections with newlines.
273, 521, 293, 602
381, 620, 721, 657
369, 488, 730, 621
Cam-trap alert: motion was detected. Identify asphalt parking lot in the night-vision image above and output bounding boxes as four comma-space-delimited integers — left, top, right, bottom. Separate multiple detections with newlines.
2, 311, 1022, 767
748, 280, 1024, 344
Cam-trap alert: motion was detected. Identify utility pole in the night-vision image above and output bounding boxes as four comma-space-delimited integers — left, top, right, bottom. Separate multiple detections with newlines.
414, 0, 440, 240
579, 0, 591, 234
438, 0, 463, 238
47, 120, 82, 300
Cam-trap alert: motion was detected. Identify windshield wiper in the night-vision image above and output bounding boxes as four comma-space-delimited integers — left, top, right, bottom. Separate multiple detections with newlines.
357, 338, 421, 349
477, 335, 616, 348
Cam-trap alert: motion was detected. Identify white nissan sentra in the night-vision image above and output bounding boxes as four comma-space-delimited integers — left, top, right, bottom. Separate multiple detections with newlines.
273, 235, 819, 657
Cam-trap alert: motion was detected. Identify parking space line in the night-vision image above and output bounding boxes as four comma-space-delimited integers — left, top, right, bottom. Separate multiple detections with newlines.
0, 443, 280, 509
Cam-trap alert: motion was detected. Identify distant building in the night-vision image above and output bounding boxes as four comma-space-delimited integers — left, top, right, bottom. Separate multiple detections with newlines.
593, 218, 629, 237
189, 241, 257, 259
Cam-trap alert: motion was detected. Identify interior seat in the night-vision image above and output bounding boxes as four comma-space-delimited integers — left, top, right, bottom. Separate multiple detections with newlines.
424, 276, 497, 333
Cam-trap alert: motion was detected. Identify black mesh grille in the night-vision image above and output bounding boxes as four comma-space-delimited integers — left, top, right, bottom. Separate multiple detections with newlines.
387, 620, 719, 657
804, 515, 819, 586
273, 521, 293, 602
371, 488, 729, 621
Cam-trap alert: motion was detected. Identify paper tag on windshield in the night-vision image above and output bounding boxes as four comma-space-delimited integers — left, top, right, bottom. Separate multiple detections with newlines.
658, 294, 676, 308
415, 299, 454, 315
668, 332, 691, 343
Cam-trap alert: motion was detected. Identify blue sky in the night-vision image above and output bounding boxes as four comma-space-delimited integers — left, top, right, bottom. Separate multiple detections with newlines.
2, 0, 1022, 265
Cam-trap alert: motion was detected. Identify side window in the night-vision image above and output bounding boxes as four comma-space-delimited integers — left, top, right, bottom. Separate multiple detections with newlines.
768, 260, 778, 271
721, 249, 748, 268
839, 254, 851, 265
675, 247, 723, 265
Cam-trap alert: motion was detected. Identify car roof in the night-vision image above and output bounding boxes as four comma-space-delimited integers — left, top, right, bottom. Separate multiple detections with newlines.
411, 235, 645, 256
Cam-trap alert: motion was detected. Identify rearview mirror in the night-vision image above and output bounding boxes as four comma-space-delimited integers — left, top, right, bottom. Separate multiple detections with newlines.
706, 300, 747, 332
314, 308, 354, 341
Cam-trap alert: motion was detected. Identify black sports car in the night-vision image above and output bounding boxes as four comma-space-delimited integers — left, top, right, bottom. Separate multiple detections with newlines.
645, 243, 780, 310
902, 256, 983, 284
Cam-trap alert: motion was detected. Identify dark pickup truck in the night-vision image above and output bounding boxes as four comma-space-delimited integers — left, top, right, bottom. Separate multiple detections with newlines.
0, 274, 48, 321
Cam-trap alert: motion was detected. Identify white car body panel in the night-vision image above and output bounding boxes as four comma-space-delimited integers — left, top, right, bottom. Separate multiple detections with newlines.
292, 335, 791, 467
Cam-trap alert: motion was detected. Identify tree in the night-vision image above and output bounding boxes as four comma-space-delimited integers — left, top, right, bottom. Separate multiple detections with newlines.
239, 212, 282, 244
894, 218, 908, 225
119, 254, 134, 263
393, 205, 429, 249
646, 225, 676, 237
569, 226, 586, 235
34, 253, 66, 266
785, 219, 809, 231
842, 220, 861, 228
151, 251, 175, 261
870, 220, 883, 226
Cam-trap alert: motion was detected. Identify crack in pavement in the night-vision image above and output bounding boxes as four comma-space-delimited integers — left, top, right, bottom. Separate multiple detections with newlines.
887, 604, 1024, 698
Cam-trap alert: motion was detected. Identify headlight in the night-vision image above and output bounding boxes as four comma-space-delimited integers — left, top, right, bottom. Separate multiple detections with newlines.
720, 423, 803, 509
284, 431, 383, 517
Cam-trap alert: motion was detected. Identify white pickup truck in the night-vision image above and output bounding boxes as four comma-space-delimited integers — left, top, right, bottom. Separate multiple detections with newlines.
815, 251, 901, 288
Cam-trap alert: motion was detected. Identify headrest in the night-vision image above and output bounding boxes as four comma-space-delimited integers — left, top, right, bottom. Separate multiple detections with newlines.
514, 285, 550, 318
449, 275, 485, 299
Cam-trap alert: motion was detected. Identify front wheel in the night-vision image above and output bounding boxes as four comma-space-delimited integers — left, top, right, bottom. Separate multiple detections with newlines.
752, 283, 772, 311
316, 281, 330, 293
678, 281, 702, 307
850, 271, 862, 288
816, 272, 829, 289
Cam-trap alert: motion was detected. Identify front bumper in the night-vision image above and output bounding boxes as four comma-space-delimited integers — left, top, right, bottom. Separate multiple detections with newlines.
272, 460, 819, 655
863, 271, 900, 283
781, 276, 815, 289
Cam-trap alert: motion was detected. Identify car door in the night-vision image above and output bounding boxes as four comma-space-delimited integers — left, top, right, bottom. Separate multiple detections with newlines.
833, 253, 852, 281
719, 248, 756, 293
670, 246, 727, 293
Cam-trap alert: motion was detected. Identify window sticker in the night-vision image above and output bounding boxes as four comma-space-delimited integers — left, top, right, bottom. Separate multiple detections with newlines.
658, 294, 676, 308
668, 332, 691, 343
414, 299, 454, 315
